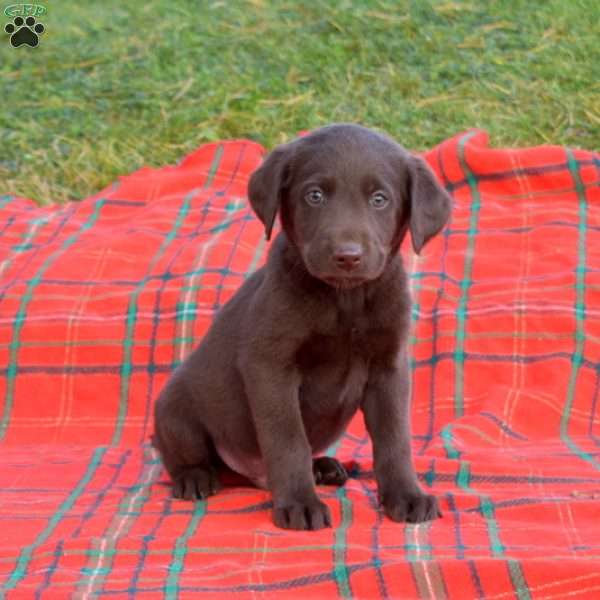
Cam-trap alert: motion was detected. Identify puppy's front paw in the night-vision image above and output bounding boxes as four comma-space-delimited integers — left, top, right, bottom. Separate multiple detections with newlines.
382, 491, 441, 523
273, 496, 332, 530
172, 466, 220, 501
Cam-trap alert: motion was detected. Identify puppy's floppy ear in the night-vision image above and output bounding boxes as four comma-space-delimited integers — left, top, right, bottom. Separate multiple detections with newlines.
248, 141, 295, 241
407, 156, 452, 254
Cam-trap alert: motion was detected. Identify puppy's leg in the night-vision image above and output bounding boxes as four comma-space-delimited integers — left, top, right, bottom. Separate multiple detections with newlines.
362, 353, 441, 523
244, 362, 331, 530
313, 456, 348, 486
154, 382, 221, 501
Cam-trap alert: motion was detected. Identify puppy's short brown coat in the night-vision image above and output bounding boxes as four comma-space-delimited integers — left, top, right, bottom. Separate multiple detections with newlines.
153, 124, 451, 530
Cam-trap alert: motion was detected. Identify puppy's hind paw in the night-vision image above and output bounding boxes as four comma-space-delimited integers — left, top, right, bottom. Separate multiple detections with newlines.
313, 456, 349, 486
172, 466, 220, 501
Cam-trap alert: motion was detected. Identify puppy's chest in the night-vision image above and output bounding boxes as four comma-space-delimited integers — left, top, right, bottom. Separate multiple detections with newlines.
297, 326, 369, 367
295, 319, 394, 399
297, 309, 396, 368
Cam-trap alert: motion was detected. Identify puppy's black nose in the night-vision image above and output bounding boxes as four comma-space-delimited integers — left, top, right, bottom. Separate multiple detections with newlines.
333, 243, 363, 272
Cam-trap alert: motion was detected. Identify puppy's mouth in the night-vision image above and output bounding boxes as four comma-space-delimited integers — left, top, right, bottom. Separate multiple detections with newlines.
321, 276, 368, 289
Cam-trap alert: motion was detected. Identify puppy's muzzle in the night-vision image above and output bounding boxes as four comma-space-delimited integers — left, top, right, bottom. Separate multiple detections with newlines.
333, 242, 363, 272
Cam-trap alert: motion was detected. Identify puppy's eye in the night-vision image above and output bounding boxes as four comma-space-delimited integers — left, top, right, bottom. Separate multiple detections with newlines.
369, 191, 389, 210
305, 189, 325, 207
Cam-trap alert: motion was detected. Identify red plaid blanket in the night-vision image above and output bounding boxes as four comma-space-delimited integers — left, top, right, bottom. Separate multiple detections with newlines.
1, 131, 599, 598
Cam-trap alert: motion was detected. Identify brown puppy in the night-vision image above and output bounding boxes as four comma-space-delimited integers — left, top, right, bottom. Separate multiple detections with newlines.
153, 124, 451, 530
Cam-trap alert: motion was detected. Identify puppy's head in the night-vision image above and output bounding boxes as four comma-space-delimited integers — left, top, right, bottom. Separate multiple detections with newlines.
248, 124, 451, 289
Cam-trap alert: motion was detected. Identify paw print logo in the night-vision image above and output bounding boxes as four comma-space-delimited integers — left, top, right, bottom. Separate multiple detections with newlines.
4, 15, 45, 47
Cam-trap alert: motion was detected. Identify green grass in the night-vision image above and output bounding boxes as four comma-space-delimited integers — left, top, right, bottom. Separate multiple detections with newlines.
1, 0, 598, 205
